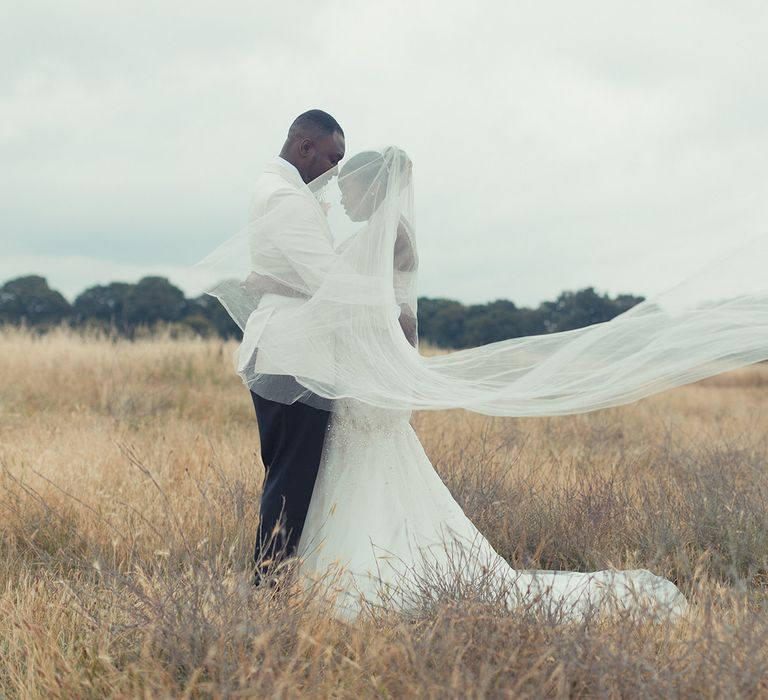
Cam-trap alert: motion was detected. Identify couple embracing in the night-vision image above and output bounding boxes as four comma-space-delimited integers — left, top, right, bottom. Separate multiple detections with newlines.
201, 108, 768, 619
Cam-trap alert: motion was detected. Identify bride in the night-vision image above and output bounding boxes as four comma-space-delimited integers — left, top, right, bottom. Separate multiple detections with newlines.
296, 149, 686, 620
201, 145, 768, 621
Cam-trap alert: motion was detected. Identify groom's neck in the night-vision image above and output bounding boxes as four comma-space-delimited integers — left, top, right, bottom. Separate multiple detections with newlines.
279, 150, 301, 172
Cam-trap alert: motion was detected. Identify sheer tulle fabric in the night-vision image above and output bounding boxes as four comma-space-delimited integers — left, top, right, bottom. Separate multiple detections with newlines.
198, 147, 768, 415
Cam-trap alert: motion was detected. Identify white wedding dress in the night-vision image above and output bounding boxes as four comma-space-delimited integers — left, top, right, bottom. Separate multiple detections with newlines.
297, 399, 687, 621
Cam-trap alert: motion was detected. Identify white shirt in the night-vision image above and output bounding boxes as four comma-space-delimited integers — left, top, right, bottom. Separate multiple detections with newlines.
237, 158, 340, 377
247, 158, 339, 291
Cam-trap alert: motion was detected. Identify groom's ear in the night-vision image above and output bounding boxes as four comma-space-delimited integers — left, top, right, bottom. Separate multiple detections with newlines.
298, 138, 314, 157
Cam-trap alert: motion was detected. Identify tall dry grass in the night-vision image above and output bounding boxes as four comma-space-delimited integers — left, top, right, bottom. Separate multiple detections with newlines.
1, 326, 768, 698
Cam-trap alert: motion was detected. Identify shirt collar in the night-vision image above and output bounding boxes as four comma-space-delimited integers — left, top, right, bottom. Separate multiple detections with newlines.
269, 156, 305, 188
264, 157, 328, 221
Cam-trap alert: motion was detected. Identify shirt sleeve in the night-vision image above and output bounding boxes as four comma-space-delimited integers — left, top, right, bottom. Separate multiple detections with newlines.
264, 188, 343, 295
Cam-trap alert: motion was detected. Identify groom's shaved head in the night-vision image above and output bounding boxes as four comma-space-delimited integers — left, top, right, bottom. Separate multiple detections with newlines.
287, 109, 344, 141
280, 109, 345, 184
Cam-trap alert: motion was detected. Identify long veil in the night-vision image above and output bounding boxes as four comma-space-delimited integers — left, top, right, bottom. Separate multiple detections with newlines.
197, 147, 768, 415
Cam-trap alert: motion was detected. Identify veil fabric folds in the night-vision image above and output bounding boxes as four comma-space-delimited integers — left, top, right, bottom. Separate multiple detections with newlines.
198, 147, 768, 415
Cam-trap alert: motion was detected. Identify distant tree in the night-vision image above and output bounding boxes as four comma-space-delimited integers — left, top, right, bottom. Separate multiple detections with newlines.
613, 293, 645, 315
539, 287, 643, 333
177, 313, 217, 337
73, 282, 133, 329
416, 290, 641, 348
184, 294, 241, 339
122, 276, 186, 328
0, 275, 71, 326
516, 307, 549, 337
463, 299, 546, 346
0, 273, 646, 347
417, 298, 467, 348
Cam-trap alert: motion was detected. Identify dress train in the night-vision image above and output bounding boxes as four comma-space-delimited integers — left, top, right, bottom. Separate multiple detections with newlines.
297, 400, 686, 621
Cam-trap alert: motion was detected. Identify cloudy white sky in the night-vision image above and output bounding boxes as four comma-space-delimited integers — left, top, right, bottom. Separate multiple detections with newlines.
2, 1, 768, 306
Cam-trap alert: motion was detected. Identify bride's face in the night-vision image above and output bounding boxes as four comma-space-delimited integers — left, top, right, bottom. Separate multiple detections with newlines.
339, 179, 381, 222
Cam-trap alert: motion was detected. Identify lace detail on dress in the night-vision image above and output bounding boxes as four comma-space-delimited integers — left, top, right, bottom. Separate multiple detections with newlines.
331, 399, 412, 434
318, 400, 412, 500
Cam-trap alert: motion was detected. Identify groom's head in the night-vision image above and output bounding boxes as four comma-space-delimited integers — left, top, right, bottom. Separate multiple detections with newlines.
280, 110, 345, 184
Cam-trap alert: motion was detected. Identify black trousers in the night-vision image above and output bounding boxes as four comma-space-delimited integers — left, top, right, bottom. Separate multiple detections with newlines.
250, 391, 331, 581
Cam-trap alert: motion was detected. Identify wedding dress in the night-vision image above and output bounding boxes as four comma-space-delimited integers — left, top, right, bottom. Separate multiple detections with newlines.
297, 399, 687, 621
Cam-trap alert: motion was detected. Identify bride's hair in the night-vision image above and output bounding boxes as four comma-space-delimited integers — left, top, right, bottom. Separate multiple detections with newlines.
338, 148, 411, 221
339, 147, 409, 180
339, 150, 384, 179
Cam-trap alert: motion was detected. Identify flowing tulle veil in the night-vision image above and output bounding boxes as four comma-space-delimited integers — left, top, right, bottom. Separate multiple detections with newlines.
197, 147, 768, 415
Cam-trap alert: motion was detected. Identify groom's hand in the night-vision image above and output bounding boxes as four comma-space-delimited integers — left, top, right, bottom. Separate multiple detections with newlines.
242, 272, 307, 299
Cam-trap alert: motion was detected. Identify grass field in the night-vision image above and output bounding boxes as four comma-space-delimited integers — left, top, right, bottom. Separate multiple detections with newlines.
2, 327, 768, 698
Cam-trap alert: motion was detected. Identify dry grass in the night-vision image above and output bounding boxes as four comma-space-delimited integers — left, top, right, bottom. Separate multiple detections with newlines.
1, 326, 768, 698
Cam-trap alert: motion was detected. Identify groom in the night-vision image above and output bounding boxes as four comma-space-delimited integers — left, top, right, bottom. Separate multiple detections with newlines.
248, 110, 345, 585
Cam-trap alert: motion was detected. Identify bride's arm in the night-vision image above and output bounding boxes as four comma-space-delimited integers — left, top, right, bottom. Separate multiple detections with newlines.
398, 307, 417, 347
394, 219, 417, 272
394, 217, 418, 347
394, 217, 418, 346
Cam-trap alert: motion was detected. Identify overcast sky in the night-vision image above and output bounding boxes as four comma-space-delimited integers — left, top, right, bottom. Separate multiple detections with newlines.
2, 1, 768, 307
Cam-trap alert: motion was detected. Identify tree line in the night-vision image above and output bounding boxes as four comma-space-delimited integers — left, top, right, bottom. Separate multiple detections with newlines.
0, 274, 643, 348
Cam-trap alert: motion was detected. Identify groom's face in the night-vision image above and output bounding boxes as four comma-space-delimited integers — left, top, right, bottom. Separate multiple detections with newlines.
302, 131, 345, 184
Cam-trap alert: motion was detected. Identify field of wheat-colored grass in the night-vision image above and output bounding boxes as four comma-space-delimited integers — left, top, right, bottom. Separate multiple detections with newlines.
2, 326, 768, 698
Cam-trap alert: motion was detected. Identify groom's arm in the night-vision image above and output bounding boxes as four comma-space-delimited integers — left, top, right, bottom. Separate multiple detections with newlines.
265, 188, 347, 295
241, 272, 307, 299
